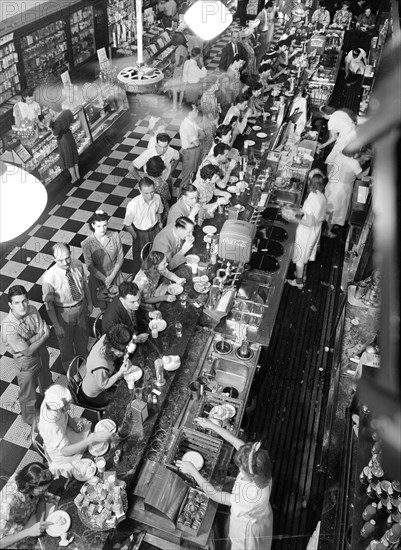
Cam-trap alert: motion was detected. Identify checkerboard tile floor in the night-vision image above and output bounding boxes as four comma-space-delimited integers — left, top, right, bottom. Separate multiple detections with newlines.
0, 20, 285, 488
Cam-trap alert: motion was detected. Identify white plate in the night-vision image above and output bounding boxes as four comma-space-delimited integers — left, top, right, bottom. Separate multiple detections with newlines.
256, 132, 267, 139
185, 254, 200, 264
209, 404, 236, 421
124, 365, 143, 382
229, 176, 239, 183
227, 185, 237, 193
88, 441, 109, 457
202, 225, 217, 234
168, 283, 184, 296
46, 511, 71, 537
246, 140, 256, 146
73, 458, 96, 481
253, 125, 261, 131
155, 319, 167, 332
94, 419, 117, 434
194, 283, 210, 294
182, 450, 204, 471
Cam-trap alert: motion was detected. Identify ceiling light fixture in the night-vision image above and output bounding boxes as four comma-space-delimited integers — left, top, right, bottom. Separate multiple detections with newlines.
184, 0, 233, 41
0, 161, 47, 243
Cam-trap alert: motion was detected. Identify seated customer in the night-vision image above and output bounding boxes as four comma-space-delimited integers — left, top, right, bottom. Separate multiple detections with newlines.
0, 463, 53, 550
193, 164, 231, 221
79, 324, 134, 407
38, 385, 113, 477
102, 281, 141, 335
134, 251, 185, 311
167, 184, 201, 225
151, 216, 196, 270
356, 6, 375, 31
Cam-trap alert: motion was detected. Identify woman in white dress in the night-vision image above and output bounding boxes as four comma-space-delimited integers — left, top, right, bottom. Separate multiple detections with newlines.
283, 173, 327, 289
178, 418, 273, 550
317, 110, 357, 177
38, 385, 113, 477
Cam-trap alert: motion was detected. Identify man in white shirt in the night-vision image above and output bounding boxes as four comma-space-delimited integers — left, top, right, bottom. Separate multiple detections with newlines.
42, 243, 92, 373
123, 177, 164, 274
183, 48, 207, 104
345, 48, 367, 80
129, 132, 180, 186
167, 184, 201, 225
311, 3, 331, 28
157, 0, 177, 27
179, 105, 204, 190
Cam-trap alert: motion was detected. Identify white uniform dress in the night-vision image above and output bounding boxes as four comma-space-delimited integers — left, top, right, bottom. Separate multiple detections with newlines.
325, 111, 356, 175
325, 153, 362, 226
229, 472, 273, 550
293, 191, 327, 266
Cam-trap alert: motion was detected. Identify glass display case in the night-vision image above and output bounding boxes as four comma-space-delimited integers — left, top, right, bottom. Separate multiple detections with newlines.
0, 34, 21, 107
20, 20, 69, 90
70, 6, 96, 67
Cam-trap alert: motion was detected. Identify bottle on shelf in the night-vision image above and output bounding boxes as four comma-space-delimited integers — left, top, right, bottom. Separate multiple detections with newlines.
360, 466, 373, 485
381, 480, 394, 498
392, 481, 401, 497
381, 523, 401, 547
363, 503, 378, 521
360, 519, 376, 539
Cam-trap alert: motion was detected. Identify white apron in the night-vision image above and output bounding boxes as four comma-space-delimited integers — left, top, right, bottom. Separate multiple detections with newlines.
293, 191, 327, 266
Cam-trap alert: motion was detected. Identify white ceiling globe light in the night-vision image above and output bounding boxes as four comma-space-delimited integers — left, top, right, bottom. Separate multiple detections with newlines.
0, 161, 48, 243
184, 0, 233, 41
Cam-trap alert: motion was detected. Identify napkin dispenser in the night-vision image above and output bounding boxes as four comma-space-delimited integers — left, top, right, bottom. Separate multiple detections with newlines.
218, 220, 256, 263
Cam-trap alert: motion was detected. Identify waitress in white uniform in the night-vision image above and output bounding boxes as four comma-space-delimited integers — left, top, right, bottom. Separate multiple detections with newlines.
177, 417, 273, 550
13, 89, 42, 127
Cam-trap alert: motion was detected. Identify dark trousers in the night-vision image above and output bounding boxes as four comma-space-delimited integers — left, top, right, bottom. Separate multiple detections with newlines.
17, 348, 53, 425
132, 224, 160, 275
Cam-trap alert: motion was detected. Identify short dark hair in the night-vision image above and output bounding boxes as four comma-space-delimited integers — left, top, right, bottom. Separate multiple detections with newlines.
8, 285, 28, 304
105, 324, 133, 352
234, 93, 249, 105
232, 54, 246, 64
88, 210, 109, 231
119, 281, 140, 298
139, 176, 155, 190
22, 89, 34, 100
156, 132, 171, 144
251, 82, 263, 93
16, 462, 52, 494
175, 216, 194, 230
181, 183, 198, 195
213, 142, 230, 157
200, 164, 221, 181
146, 155, 165, 177
191, 47, 201, 58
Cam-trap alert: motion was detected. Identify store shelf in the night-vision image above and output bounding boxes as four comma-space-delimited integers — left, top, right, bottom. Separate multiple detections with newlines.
0, 36, 20, 106
70, 6, 96, 67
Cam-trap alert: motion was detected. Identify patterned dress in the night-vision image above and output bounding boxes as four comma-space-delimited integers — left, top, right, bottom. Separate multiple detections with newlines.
0, 481, 39, 546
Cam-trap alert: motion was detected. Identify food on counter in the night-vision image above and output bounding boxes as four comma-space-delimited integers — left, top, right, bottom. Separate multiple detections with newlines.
177, 488, 209, 532
75, 474, 127, 530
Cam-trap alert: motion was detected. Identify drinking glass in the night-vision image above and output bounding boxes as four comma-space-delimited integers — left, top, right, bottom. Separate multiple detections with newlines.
175, 322, 183, 338
180, 293, 188, 308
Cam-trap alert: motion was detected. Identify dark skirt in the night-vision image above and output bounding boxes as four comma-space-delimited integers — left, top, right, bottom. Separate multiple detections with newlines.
58, 129, 79, 169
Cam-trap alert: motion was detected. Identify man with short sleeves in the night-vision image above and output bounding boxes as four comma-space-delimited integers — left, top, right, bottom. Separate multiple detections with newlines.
123, 177, 164, 274
1, 285, 52, 425
42, 243, 92, 373
129, 133, 179, 188
179, 106, 204, 190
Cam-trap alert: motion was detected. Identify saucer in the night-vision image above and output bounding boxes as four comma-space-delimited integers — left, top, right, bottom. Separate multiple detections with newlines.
88, 442, 109, 457
168, 283, 184, 295
46, 511, 71, 536
253, 125, 261, 131
202, 225, 217, 234
256, 132, 268, 139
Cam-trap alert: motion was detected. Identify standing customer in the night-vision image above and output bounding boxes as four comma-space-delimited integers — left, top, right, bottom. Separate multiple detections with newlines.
178, 418, 273, 550
42, 243, 92, 372
218, 56, 247, 115
256, 1, 276, 66
49, 108, 80, 183
1, 285, 52, 426
219, 30, 248, 71
283, 174, 327, 289
166, 32, 188, 111
182, 48, 207, 104
179, 106, 204, 190
145, 156, 172, 220
130, 132, 180, 186
123, 177, 164, 274
82, 209, 124, 311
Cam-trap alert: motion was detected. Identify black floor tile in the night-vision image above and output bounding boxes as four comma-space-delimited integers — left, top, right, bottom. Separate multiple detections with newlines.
102, 157, 120, 166
69, 234, 87, 248
54, 206, 76, 218
9, 248, 38, 264
0, 440, 27, 478
114, 207, 127, 220
0, 275, 14, 292
103, 194, 126, 206
0, 379, 9, 396
110, 167, 127, 177
79, 200, 102, 212
61, 219, 86, 234
115, 144, 133, 152
18, 265, 45, 284
28, 283, 45, 304
32, 226, 58, 240
95, 183, 116, 194
88, 172, 108, 182
0, 409, 18, 438
71, 188, 93, 199
0, 293, 10, 313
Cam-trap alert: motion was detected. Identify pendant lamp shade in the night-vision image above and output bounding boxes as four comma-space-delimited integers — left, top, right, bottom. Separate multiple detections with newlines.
0, 161, 48, 243
184, 0, 233, 41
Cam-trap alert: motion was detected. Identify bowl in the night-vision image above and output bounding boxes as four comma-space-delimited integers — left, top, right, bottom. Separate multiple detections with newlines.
185, 254, 200, 265
163, 355, 181, 371
94, 419, 117, 433
73, 459, 97, 481
202, 225, 217, 235
168, 283, 184, 296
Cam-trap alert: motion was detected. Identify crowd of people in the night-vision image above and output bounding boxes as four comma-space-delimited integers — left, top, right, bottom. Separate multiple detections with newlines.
0, 3, 378, 547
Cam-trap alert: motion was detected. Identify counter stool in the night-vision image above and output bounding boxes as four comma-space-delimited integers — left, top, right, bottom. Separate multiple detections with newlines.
31, 417, 51, 465
93, 312, 103, 340
67, 355, 106, 423
140, 241, 152, 262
